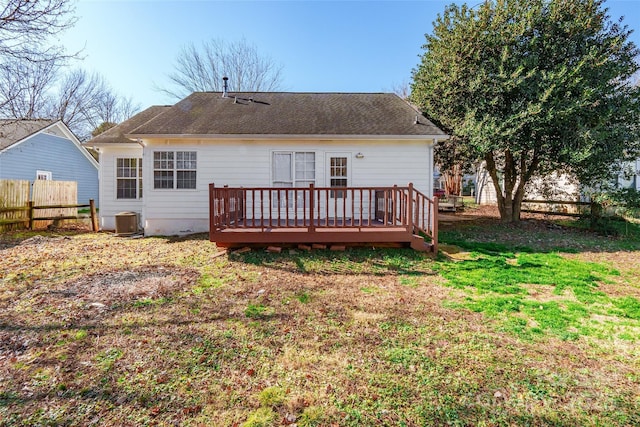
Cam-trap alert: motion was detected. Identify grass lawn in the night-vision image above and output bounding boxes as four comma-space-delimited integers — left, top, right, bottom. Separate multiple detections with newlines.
1, 214, 639, 426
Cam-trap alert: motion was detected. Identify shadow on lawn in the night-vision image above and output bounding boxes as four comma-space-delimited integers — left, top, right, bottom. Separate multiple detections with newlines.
438, 216, 640, 254
231, 246, 438, 276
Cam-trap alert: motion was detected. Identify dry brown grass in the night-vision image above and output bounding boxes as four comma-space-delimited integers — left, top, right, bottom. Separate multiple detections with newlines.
0, 222, 639, 426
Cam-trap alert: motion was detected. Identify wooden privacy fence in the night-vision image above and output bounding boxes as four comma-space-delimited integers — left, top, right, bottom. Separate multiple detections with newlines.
0, 180, 98, 232
0, 180, 30, 231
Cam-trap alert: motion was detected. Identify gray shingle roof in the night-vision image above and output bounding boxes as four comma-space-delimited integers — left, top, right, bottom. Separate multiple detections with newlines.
88, 106, 171, 145
130, 92, 445, 137
0, 119, 57, 151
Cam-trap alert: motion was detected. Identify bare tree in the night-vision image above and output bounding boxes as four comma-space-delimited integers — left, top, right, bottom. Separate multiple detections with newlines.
0, 0, 76, 62
53, 69, 109, 135
53, 69, 139, 140
0, 0, 78, 121
0, 2, 138, 140
389, 79, 411, 100
160, 38, 284, 99
0, 63, 139, 140
93, 90, 138, 126
0, 57, 60, 118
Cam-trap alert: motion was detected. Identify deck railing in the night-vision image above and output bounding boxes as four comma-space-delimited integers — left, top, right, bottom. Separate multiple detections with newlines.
209, 183, 438, 248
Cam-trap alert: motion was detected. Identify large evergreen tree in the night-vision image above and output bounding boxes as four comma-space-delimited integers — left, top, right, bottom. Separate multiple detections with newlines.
411, 0, 640, 222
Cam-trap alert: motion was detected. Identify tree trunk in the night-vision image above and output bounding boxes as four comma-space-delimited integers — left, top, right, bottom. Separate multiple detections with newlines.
443, 164, 463, 195
485, 151, 523, 222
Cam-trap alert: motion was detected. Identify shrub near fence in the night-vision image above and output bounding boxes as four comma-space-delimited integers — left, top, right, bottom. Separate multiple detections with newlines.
0, 179, 98, 232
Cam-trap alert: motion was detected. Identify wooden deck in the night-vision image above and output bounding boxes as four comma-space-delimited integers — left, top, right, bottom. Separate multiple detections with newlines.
209, 184, 438, 252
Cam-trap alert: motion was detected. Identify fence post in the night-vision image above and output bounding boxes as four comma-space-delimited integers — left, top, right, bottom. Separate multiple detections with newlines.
28, 201, 35, 230
89, 199, 99, 232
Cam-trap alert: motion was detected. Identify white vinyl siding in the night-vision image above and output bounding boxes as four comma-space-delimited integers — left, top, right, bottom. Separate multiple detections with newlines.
130, 139, 433, 236
97, 145, 144, 231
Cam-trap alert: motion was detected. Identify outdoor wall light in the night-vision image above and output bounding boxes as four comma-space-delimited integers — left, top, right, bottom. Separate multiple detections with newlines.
355, 152, 364, 159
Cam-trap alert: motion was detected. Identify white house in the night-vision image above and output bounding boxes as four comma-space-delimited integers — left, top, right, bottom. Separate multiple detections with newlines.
89, 92, 447, 237
475, 159, 640, 206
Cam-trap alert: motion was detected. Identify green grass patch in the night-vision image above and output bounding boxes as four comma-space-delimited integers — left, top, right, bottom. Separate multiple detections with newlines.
131, 297, 172, 307
192, 272, 227, 293
257, 386, 286, 407
611, 297, 640, 320
436, 246, 636, 341
437, 252, 615, 297
296, 291, 311, 303
297, 406, 324, 427
236, 247, 434, 275
241, 407, 276, 427
399, 275, 421, 287
95, 348, 123, 371
245, 303, 272, 318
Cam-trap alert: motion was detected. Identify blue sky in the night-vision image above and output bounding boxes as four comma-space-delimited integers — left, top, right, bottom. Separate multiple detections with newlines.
61, 0, 640, 108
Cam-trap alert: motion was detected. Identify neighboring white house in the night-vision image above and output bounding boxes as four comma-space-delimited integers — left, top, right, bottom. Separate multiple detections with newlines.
474, 159, 640, 205
0, 119, 99, 204
618, 159, 640, 191
89, 92, 447, 236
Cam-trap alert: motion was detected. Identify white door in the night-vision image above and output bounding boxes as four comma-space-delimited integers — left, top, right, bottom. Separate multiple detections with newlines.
326, 153, 351, 222
272, 152, 315, 221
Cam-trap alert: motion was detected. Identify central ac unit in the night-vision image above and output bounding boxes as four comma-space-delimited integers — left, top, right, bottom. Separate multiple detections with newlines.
115, 212, 138, 235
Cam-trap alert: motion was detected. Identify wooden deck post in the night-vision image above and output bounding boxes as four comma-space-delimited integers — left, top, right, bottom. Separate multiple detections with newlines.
209, 182, 216, 237
432, 196, 439, 253
407, 183, 414, 233
309, 183, 315, 232
89, 199, 99, 232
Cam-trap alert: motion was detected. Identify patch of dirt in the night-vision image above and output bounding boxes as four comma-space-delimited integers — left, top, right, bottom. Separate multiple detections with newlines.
58, 266, 198, 305
19, 235, 70, 246
5, 266, 200, 329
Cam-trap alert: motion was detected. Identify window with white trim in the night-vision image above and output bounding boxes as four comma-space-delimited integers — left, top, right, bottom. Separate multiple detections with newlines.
116, 158, 142, 199
272, 152, 315, 207
153, 151, 197, 189
36, 170, 52, 180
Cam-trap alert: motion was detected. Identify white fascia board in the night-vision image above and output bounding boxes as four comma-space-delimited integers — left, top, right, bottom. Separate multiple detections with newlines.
89, 142, 141, 148
126, 133, 449, 141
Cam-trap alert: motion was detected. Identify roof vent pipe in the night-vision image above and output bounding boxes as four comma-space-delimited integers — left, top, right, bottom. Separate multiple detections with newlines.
415, 115, 420, 125
222, 76, 229, 98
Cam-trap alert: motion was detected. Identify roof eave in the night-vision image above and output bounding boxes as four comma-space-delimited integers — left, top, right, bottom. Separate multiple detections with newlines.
88, 140, 142, 147
125, 133, 449, 140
